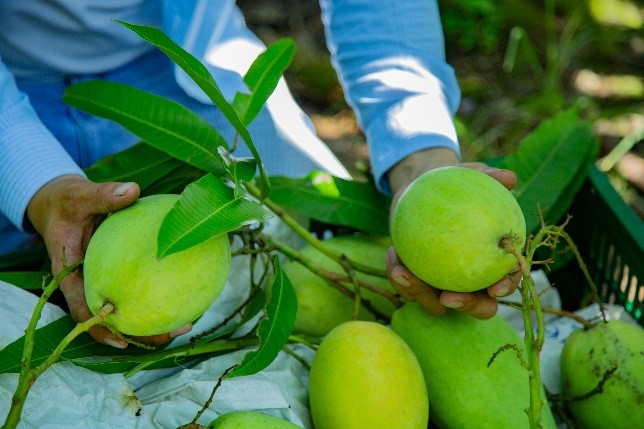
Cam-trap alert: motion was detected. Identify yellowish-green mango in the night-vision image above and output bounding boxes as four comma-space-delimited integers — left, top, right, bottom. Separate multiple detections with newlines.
391, 166, 526, 292
391, 302, 557, 428
309, 320, 429, 429
560, 320, 644, 429
84, 194, 231, 336
282, 234, 395, 336
208, 410, 302, 428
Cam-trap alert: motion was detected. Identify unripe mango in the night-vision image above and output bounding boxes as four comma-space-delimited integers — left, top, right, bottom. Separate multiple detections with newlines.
391, 166, 526, 292
208, 410, 302, 428
282, 234, 395, 336
84, 194, 231, 336
309, 320, 429, 429
391, 302, 557, 428
560, 320, 644, 429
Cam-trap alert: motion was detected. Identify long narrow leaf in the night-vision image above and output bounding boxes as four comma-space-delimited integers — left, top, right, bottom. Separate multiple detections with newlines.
269, 171, 391, 235
142, 164, 205, 196
0, 316, 147, 374
158, 173, 272, 257
234, 38, 296, 124
499, 110, 598, 232
0, 272, 50, 290
117, 21, 270, 196
64, 81, 229, 175
84, 142, 186, 191
227, 258, 297, 378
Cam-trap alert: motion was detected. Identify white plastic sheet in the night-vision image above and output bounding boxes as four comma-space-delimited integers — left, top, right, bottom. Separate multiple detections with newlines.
0, 219, 314, 428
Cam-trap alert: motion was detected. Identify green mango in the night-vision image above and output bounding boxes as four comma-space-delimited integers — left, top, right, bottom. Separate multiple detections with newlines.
282, 234, 395, 336
390, 302, 557, 429
560, 319, 644, 429
208, 411, 302, 428
309, 320, 429, 429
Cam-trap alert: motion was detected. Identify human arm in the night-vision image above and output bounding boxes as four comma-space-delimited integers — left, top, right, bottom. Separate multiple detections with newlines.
319, 1, 520, 317
0, 58, 188, 346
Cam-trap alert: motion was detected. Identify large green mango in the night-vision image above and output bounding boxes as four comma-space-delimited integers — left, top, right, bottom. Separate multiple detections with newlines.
391, 302, 557, 429
309, 320, 429, 429
282, 234, 395, 336
84, 194, 231, 336
560, 319, 644, 429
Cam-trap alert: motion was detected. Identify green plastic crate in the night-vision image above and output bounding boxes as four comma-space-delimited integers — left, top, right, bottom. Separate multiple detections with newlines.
549, 164, 644, 325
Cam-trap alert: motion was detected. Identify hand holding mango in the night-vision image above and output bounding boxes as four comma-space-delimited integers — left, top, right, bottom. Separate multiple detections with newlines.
387, 151, 525, 318
84, 194, 231, 340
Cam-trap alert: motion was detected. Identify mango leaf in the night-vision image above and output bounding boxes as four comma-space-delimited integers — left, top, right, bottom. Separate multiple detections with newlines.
541, 135, 598, 227
142, 167, 205, 196
117, 21, 270, 197
64, 80, 229, 175
70, 337, 259, 376
0, 271, 50, 290
268, 171, 391, 235
158, 173, 273, 258
217, 147, 258, 188
233, 38, 296, 125
0, 309, 253, 375
499, 109, 598, 233
0, 316, 149, 374
84, 142, 186, 191
227, 258, 297, 378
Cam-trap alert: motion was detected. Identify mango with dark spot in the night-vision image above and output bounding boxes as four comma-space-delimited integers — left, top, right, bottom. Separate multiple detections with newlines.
560, 319, 644, 429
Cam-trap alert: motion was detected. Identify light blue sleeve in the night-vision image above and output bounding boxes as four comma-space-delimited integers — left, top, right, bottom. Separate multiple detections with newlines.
319, 0, 461, 193
0, 57, 85, 231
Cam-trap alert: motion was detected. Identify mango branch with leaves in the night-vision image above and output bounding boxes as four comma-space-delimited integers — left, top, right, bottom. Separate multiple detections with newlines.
2, 20, 628, 429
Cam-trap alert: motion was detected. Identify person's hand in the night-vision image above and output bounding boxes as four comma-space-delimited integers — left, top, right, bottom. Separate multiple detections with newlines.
26, 175, 192, 348
386, 148, 522, 319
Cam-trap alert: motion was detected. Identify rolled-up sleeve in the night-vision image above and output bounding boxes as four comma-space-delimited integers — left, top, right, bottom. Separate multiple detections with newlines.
0, 57, 85, 231
320, 0, 461, 193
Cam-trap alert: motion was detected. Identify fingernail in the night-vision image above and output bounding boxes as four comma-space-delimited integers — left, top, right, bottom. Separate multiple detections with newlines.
105, 337, 128, 349
386, 248, 396, 265
392, 274, 411, 288
494, 286, 511, 297
169, 324, 192, 338
444, 300, 464, 309
113, 182, 135, 196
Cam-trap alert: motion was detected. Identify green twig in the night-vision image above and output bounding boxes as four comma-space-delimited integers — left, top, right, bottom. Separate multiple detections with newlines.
488, 343, 529, 370
187, 365, 236, 427
3, 300, 112, 429
281, 346, 311, 370
265, 235, 399, 321
498, 300, 593, 329
244, 182, 387, 278
500, 237, 545, 429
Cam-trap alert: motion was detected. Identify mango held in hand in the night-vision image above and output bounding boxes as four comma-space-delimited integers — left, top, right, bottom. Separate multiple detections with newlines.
209, 410, 302, 428
560, 320, 644, 429
84, 194, 231, 336
391, 166, 526, 292
282, 234, 395, 336
391, 303, 557, 428
309, 320, 428, 429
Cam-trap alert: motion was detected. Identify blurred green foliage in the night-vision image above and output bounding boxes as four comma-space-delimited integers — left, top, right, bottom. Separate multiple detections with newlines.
440, 0, 503, 53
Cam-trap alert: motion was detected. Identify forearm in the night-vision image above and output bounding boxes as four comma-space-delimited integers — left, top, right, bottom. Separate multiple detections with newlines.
0, 58, 85, 231
388, 148, 458, 195
320, 0, 461, 193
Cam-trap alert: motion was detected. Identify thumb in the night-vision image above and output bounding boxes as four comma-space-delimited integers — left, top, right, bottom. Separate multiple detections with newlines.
89, 181, 140, 214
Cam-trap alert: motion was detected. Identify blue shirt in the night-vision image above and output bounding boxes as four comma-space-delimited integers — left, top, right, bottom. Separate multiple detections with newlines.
0, 0, 460, 235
